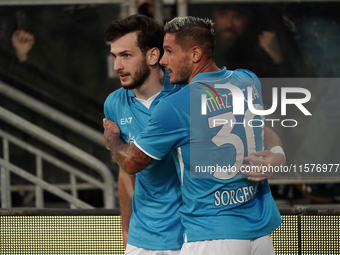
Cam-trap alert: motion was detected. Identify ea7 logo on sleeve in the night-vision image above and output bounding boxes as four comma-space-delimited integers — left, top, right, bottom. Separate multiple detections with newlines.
120, 117, 133, 125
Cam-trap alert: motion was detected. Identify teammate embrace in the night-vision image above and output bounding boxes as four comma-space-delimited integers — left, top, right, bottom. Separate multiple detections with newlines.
104, 14, 284, 255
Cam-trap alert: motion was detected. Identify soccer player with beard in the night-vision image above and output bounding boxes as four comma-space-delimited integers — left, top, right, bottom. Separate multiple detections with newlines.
103, 14, 184, 255
104, 16, 284, 255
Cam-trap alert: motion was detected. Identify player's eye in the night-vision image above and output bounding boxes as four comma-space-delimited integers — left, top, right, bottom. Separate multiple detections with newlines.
123, 54, 130, 58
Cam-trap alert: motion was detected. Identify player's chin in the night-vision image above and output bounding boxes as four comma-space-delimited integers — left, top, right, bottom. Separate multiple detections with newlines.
169, 75, 184, 85
169, 77, 178, 84
121, 81, 135, 90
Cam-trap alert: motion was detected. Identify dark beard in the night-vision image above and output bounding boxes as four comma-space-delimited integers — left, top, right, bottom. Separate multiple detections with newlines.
171, 57, 191, 85
174, 72, 190, 85
121, 59, 150, 90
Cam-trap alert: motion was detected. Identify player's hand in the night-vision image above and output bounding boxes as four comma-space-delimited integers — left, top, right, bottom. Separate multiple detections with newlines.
241, 150, 285, 181
258, 31, 283, 64
11, 29, 35, 62
103, 118, 121, 150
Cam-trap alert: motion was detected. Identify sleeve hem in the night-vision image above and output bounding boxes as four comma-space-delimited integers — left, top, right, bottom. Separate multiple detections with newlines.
133, 141, 162, 161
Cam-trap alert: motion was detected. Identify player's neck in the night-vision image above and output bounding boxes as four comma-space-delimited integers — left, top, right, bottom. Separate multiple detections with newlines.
188, 58, 220, 83
134, 67, 164, 100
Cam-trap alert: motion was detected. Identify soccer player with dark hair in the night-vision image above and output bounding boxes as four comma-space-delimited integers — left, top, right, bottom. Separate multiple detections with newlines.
104, 14, 183, 254
104, 15, 284, 255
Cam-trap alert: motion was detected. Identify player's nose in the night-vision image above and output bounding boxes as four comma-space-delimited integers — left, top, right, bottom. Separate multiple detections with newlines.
160, 54, 168, 67
113, 57, 123, 71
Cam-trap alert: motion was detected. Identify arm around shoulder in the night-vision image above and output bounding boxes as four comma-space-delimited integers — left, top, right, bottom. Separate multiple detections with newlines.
103, 118, 155, 174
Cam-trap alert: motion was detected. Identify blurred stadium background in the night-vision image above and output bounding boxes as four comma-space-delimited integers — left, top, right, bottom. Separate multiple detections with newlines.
0, 0, 340, 254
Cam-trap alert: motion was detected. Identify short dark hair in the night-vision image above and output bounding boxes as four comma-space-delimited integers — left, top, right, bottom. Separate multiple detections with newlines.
105, 14, 164, 57
164, 16, 215, 58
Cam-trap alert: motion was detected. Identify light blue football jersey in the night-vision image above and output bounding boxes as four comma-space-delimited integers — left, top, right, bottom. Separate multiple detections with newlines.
104, 74, 184, 250
134, 67, 282, 242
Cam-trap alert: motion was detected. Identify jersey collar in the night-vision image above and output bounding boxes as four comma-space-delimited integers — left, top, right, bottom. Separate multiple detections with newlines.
190, 67, 233, 84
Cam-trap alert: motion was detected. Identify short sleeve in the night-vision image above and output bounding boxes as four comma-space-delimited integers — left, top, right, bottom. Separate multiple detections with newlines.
134, 99, 188, 160
104, 92, 118, 123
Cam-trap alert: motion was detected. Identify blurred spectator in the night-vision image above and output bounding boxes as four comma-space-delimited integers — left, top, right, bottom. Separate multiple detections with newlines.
285, 3, 340, 203
288, 4, 340, 78
211, 3, 306, 203
0, 26, 38, 82
211, 3, 302, 146
11, 29, 35, 63
138, 0, 154, 18
212, 4, 303, 78
138, 0, 176, 24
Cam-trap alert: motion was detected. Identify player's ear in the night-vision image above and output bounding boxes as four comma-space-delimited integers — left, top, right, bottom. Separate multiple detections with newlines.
192, 46, 202, 63
147, 47, 161, 66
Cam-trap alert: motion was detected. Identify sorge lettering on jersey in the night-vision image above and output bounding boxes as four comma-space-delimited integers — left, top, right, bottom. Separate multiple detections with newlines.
214, 184, 259, 206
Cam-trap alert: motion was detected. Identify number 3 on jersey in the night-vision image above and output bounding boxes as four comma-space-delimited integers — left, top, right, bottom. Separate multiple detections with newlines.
208, 104, 264, 180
